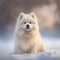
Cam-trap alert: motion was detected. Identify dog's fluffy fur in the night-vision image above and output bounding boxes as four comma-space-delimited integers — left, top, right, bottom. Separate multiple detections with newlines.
14, 12, 46, 55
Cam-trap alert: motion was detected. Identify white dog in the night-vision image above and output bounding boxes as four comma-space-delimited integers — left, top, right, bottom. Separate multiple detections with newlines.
14, 12, 46, 55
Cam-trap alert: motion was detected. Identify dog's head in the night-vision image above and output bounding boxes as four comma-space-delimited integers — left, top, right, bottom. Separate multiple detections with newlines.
16, 12, 39, 33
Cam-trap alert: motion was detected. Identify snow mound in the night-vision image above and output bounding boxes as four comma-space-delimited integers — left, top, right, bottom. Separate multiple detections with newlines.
0, 52, 60, 60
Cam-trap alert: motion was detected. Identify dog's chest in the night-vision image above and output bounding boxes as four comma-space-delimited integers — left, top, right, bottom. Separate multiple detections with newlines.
20, 40, 34, 51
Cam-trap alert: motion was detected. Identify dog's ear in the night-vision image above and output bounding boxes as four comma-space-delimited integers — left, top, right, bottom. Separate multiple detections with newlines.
17, 12, 25, 23
30, 12, 36, 19
16, 12, 25, 27
19, 12, 25, 20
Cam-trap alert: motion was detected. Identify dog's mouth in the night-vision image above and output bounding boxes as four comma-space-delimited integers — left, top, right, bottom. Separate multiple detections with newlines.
25, 29, 31, 32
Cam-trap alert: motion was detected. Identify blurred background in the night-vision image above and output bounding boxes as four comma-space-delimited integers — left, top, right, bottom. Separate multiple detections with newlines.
0, 0, 60, 54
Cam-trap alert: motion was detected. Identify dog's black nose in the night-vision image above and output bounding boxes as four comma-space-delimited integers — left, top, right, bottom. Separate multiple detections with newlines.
26, 24, 29, 29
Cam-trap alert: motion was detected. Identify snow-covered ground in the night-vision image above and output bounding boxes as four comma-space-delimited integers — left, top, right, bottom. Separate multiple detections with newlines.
0, 53, 60, 60
0, 38, 60, 54
0, 38, 60, 60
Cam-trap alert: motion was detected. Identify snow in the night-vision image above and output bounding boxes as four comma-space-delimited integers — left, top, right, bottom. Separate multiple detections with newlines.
0, 53, 60, 60
0, 38, 60, 60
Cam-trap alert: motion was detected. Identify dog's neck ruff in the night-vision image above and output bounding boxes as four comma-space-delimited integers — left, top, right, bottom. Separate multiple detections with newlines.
20, 31, 35, 40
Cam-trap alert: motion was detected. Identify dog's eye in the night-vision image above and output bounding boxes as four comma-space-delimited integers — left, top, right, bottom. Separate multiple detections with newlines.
29, 22, 31, 24
24, 22, 26, 24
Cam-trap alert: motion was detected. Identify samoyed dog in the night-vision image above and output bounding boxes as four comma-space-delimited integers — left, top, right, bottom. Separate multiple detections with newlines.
14, 12, 46, 55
